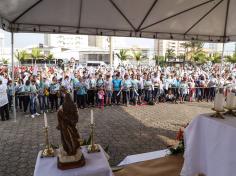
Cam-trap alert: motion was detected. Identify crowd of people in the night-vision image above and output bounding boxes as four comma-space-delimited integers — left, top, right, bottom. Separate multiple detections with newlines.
0, 62, 235, 121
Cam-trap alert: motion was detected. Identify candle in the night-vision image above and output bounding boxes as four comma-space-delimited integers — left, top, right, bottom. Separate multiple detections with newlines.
226, 92, 235, 109
214, 92, 225, 111
91, 110, 94, 124
44, 112, 48, 127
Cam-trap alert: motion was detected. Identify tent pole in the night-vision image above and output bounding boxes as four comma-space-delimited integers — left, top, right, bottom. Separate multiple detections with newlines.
11, 32, 16, 122
109, 36, 113, 66
220, 42, 225, 76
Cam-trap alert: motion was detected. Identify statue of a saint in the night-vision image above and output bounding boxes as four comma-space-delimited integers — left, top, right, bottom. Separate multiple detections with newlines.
57, 93, 85, 170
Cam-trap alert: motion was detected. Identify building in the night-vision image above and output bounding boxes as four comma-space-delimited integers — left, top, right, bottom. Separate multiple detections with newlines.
44, 34, 110, 50
0, 32, 5, 59
44, 34, 111, 64
154, 39, 186, 56
44, 34, 88, 49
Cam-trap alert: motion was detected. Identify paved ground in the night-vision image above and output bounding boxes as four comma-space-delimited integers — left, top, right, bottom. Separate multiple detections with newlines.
0, 102, 212, 176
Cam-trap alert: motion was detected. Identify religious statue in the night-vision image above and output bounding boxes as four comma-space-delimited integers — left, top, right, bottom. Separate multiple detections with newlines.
57, 93, 85, 170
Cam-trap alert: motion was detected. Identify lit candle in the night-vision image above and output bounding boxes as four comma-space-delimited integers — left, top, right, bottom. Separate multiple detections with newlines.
91, 110, 94, 124
44, 112, 48, 127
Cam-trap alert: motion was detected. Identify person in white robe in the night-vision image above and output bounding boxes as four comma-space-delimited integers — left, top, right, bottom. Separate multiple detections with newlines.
0, 79, 9, 121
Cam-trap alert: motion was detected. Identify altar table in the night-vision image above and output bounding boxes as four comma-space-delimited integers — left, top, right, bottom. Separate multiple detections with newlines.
181, 113, 236, 176
34, 145, 113, 176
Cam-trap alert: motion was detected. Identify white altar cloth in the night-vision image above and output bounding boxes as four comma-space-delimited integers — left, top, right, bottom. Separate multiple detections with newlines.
181, 114, 236, 176
118, 149, 170, 166
34, 145, 113, 176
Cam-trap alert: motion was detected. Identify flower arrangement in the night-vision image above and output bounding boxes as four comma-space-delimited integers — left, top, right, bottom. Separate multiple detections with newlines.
169, 123, 188, 155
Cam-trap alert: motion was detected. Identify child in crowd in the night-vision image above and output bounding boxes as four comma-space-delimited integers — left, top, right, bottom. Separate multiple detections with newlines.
165, 89, 176, 103
97, 87, 105, 109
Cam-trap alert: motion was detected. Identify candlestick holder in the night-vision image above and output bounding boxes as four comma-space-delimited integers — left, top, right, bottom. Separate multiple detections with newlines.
211, 108, 225, 119
224, 107, 236, 116
87, 123, 100, 153
41, 127, 55, 158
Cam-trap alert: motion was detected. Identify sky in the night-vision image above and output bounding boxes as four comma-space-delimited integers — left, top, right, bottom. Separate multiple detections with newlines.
1, 29, 236, 52
1, 30, 44, 48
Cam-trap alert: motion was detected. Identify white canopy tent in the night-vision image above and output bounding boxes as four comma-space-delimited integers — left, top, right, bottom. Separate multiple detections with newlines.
0, 0, 235, 42
0, 0, 234, 121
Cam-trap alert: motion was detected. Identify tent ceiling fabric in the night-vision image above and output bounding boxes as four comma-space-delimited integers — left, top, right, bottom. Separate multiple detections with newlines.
0, 0, 235, 42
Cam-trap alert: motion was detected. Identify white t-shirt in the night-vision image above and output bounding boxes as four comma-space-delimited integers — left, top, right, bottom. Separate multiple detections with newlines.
0, 84, 8, 107
104, 79, 113, 91
152, 76, 160, 87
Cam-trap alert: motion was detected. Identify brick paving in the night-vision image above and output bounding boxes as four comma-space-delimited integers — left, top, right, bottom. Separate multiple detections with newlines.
0, 102, 212, 176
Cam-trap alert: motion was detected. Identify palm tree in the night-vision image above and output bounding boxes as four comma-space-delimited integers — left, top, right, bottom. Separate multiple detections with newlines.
44, 53, 54, 64
226, 53, 236, 63
116, 49, 129, 63
165, 48, 175, 59
153, 55, 165, 66
181, 41, 204, 61
1, 58, 8, 65
193, 51, 208, 64
132, 50, 145, 65
15, 50, 29, 65
209, 52, 221, 64
31, 47, 42, 65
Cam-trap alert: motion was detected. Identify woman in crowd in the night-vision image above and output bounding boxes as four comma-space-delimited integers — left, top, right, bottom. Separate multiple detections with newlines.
104, 75, 113, 106
122, 74, 132, 106
49, 76, 59, 112
76, 77, 87, 109
144, 74, 153, 103
7, 80, 13, 111
15, 79, 24, 111
23, 80, 31, 115
112, 73, 122, 105
30, 79, 40, 118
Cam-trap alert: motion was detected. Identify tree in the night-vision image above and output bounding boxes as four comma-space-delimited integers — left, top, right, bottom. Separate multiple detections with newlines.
132, 50, 145, 65
31, 48, 43, 65
44, 53, 54, 64
209, 53, 221, 64
165, 48, 175, 59
1, 58, 8, 65
153, 55, 165, 66
116, 49, 129, 62
15, 50, 29, 64
181, 41, 204, 61
193, 51, 208, 64
226, 53, 236, 63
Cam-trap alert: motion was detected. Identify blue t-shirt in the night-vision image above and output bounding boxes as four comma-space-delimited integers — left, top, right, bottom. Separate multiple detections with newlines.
112, 79, 122, 91
76, 82, 87, 95
7, 85, 13, 96
96, 79, 104, 88
172, 79, 180, 88
122, 79, 132, 90
131, 79, 139, 89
